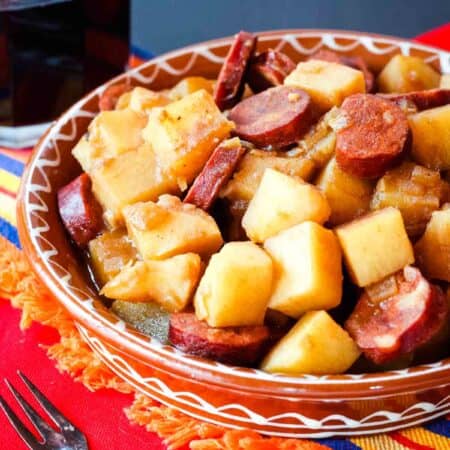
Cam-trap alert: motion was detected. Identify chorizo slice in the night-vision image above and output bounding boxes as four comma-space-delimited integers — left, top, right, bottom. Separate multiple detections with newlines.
57, 173, 104, 248
229, 86, 313, 148
184, 138, 246, 210
169, 312, 270, 366
214, 31, 257, 111
335, 94, 409, 178
247, 50, 296, 93
309, 50, 375, 92
345, 266, 448, 365
99, 83, 132, 111
378, 88, 450, 112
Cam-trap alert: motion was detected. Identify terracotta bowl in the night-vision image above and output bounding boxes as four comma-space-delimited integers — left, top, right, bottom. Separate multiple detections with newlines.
17, 30, 450, 438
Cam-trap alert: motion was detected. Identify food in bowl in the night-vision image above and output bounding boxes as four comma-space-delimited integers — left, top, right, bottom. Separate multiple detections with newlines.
57, 30, 450, 376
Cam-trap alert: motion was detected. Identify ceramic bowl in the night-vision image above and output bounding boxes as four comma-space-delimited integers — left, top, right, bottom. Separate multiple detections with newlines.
17, 30, 450, 438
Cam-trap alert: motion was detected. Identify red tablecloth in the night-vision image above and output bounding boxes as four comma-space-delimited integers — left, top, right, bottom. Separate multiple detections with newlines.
1, 24, 449, 450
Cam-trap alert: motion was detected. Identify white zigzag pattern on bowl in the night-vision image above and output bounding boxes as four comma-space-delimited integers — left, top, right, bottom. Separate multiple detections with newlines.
78, 324, 450, 434
24, 33, 450, 391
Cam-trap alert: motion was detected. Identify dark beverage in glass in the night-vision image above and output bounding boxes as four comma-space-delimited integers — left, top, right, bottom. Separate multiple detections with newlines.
0, 0, 129, 145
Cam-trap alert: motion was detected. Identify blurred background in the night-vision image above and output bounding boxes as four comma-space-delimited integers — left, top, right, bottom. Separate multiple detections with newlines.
133, 0, 450, 56
0, 0, 448, 145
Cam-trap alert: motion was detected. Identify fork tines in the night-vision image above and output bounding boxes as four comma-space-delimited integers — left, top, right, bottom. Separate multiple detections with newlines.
0, 371, 88, 450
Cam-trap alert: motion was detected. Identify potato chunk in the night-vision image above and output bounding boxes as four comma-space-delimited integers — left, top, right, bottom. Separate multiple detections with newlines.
243, 169, 330, 242
101, 253, 202, 312
169, 76, 215, 101
73, 109, 147, 173
220, 149, 315, 203
88, 229, 138, 286
371, 162, 443, 237
119, 87, 170, 113
284, 60, 365, 111
336, 207, 414, 287
264, 222, 342, 318
409, 105, 450, 170
441, 74, 450, 89
415, 207, 450, 282
91, 144, 179, 227
377, 55, 440, 93
143, 89, 233, 189
261, 310, 360, 375
316, 157, 373, 226
123, 195, 223, 260
194, 242, 273, 327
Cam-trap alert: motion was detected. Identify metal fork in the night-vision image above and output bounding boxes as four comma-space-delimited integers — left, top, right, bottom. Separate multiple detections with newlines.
0, 371, 88, 450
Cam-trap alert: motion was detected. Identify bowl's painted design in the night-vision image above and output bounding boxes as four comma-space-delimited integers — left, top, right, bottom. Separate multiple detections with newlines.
17, 30, 450, 437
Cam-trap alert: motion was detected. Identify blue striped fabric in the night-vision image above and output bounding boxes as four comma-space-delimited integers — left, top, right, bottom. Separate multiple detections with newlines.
0, 216, 20, 247
0, 153, 25, 177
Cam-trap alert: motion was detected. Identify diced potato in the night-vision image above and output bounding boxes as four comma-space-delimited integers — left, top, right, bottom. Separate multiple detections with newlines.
220, 150, 315, 203
336, 208, 414, 287
261, 310, 360, 375
169, 77, 215, 101
316, 157, 373, 226
377, 55, 440, 93
284, 60, 365, 111
115, 91, 132, 110
194, 242, 273, 327
88, 229, 138, 286
409, 105, 450, 170
289, 107, 339, 169
102, 253, 202, 312
243, 169, 330, 242
123, 195, 223, 260
72, 109, 147, 173
72, 137, 98, 173
371, 162, 443, 237
143, 89, 233, 189
91, 144, 179, 227
125, 87, 170, 113
415, 207, 450, 282
88, 110, 147, 155
441, 74, 450, 89
264, 222, 342, 318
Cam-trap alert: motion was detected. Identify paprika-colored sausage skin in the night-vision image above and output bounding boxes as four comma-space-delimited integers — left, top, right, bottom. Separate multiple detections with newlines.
184, 140, 246, 210
58, 173, 104, 248
247, 50, 296, 93
229, 86, 313, 148
378, 88, 450, 112
345, 266, 448, 365
335, 94, 409, 178
99, 83, 132, 111
169, 312, 270, 366
213, 31, 257, 111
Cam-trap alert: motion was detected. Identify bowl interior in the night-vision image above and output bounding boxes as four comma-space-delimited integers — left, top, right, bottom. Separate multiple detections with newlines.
18, 30, 450, 394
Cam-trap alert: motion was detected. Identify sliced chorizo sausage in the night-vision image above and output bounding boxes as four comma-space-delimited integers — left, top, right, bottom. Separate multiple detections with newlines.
184, 138, 246, 210
378, 88, 450, 112
99, 83, 132, 111
246, 50, 296, 93
309, 50, 375, 92
229, 86, 313, 148
345, 266, 448, 365
213, 31, 257, 111
58, 173, 104, 248
335, 94, 409, 178
169, 312, 270, 366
